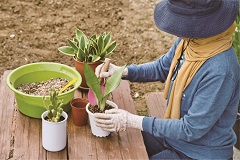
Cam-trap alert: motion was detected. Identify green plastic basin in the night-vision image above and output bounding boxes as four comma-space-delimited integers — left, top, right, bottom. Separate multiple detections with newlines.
6, 62, 82, 118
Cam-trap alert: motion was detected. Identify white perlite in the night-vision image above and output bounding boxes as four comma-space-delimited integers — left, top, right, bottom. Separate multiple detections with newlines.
16, 78, 73, 96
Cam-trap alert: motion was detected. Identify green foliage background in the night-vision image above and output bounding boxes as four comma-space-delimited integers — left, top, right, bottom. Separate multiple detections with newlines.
232, 2, 240, 62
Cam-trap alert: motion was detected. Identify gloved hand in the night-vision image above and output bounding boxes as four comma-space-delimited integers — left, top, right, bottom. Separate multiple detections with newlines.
94, 109, 144, 132
95, 63, 128, 78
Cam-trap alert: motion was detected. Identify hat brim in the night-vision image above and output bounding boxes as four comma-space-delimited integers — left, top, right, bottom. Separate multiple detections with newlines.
154, 0, 239, 38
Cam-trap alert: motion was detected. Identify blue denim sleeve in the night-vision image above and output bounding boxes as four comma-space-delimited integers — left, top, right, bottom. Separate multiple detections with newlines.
125, 38, 181, 82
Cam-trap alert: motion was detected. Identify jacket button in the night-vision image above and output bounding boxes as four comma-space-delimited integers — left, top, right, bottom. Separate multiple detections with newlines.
191, 4, 196, 8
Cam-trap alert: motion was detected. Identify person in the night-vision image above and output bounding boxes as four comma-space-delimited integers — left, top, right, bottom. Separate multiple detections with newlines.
94, 0, 240, 159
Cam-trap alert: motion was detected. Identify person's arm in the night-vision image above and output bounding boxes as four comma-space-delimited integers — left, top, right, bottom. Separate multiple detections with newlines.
125, 38, 181, 82
95, 38, 181, 82
143, 74, 236, 141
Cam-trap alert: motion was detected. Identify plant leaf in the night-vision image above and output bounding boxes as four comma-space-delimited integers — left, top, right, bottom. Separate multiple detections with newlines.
90, 44, 98, 55
88, 85, 105, 106
105, 41, 116, 55
90, 55, 101, 62
97, 35, 104, 54
91, 39, 99, 54
80, 36, 85, 50
67, 39, 78, 51
103, 65, 126, 97
84, 63, 102, 104
76, 29, 88, 42
77, 49, 85, 61
103, 32, 111, 48
58, 46, 75, 56
90, 34, 97, 41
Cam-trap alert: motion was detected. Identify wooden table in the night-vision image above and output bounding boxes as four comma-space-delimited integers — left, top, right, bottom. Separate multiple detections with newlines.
0, 70, 148, 159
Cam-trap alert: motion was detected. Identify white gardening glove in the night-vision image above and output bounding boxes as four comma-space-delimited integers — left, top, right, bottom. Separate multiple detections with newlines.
95, 63, 128, 78
94, 109, 144, 132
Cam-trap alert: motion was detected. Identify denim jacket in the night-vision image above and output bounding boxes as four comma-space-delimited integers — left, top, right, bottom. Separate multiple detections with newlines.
126, 38, 240, 159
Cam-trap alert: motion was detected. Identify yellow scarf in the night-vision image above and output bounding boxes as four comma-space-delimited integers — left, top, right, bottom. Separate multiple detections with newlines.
163, 22, 236, 119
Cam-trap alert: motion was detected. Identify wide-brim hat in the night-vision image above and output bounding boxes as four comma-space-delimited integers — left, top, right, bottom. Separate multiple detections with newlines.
154, 0, 239, 38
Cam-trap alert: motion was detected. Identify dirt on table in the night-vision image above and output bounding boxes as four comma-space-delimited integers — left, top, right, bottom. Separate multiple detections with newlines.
0, 0, 176, 115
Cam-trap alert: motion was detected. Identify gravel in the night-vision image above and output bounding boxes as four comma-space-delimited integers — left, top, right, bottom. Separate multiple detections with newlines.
16, 78, 73, 96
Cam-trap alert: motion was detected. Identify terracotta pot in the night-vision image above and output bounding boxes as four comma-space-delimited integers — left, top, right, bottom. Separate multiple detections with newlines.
70, 98, 89, 126
86, 100, 118, 137
73, 57, 102, 89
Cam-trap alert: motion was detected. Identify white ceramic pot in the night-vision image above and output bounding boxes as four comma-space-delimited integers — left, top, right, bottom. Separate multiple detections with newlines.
41, 111, 68, 152
86, 100, 118, 137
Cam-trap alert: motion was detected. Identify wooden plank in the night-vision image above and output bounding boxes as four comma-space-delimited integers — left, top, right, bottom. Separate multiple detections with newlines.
12, 112, 45, 159
68, 89, 97, 159
95, 132, 122, 160
46, 150, 67, 159
13, 113, 67, 159
112, 80, 149, 159
68, 121, 97, 159
0, 70, 15, 159
146, 92, 166, 118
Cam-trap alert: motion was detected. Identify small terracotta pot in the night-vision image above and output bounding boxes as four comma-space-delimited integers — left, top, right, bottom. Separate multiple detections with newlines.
70, 98, 89, 126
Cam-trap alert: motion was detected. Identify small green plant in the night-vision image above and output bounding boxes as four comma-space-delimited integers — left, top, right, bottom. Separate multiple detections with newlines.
58, 29, 117, 63
84, 63, 126, 112
43, 89, 64, 122
232, 1, 240, 62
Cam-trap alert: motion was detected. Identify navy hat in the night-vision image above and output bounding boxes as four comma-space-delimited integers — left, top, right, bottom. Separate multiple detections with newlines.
154, 0, 239, 38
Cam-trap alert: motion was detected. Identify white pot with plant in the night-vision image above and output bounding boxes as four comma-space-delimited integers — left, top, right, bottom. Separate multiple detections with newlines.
41, 89, 68, 152
84, 61, 126, 137
58, 29, 117, 89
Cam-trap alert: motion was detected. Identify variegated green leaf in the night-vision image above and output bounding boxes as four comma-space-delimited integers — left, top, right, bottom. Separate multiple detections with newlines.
105, 41, 116, 55
91, 40, 99, 53
97, 35, 104, 54
91, 45, 98, 55
58, 46, 75, 56
77, 49, 85, 61
91, 55, 101, 62
67, 39, 78, 51
90, 34, 97, 41
103, 32, 111, 48
80, 36, 85, 50
76, 29, 88, 42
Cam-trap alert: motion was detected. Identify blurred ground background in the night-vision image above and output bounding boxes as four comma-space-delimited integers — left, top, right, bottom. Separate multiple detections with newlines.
0, 0, 176, 116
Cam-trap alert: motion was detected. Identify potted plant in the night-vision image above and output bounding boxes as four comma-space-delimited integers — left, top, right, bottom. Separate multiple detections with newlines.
58, 29, 117, 89
84, 62, 126, 137
41, 89, 68, 152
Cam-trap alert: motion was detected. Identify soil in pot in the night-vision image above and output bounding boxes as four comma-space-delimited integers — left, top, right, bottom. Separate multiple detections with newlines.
86, 100, 117, 137
44, 116, 65, 122
88, 103, 114, 114
16, 78, 74, 96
